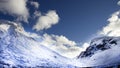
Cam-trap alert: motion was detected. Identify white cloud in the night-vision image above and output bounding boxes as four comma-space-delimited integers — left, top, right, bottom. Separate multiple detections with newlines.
30, 1, 39, 9
0, 0, 29, 22
33, 10, 59, 31
117, 1, 120, 6
100, 11, 120, 36
40, 33, 89, 58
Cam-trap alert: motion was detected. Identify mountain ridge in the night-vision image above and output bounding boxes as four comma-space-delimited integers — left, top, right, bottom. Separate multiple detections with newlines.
0, 21, 76, 68
0, 21, 120, 68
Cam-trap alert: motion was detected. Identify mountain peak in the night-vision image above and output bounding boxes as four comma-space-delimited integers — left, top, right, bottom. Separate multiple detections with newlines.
78, 36, 118, 58
77, 36, 120, 67
0, 21, 40, 39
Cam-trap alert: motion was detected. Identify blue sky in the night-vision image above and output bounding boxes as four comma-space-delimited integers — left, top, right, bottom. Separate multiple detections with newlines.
38, 0, 120, 42
0, 0, 120, 43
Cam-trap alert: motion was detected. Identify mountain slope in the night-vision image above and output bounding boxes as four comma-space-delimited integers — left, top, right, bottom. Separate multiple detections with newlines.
0, 21, 75, 68
78, 36, 120, 67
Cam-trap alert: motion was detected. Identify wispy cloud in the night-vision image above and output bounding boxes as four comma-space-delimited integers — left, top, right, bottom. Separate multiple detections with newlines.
30, 1, 39, 9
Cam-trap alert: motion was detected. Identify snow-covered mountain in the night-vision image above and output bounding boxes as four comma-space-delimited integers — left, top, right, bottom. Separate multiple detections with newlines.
78, 36, 120, 67
0, 21, 75, 68
1, 20, 120, 68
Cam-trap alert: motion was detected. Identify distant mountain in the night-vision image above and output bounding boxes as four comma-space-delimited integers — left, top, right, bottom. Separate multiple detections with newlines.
0, 21, 75, 68
78, 36, 120, 67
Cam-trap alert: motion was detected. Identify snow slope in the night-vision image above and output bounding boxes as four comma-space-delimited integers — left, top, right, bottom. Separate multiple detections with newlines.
0, 21, 75, 68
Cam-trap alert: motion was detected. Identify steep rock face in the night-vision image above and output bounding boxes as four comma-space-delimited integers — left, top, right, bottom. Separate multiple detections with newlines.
78, 37, 118, 58
78, 36, 120, 67
0, 21, 74, 68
